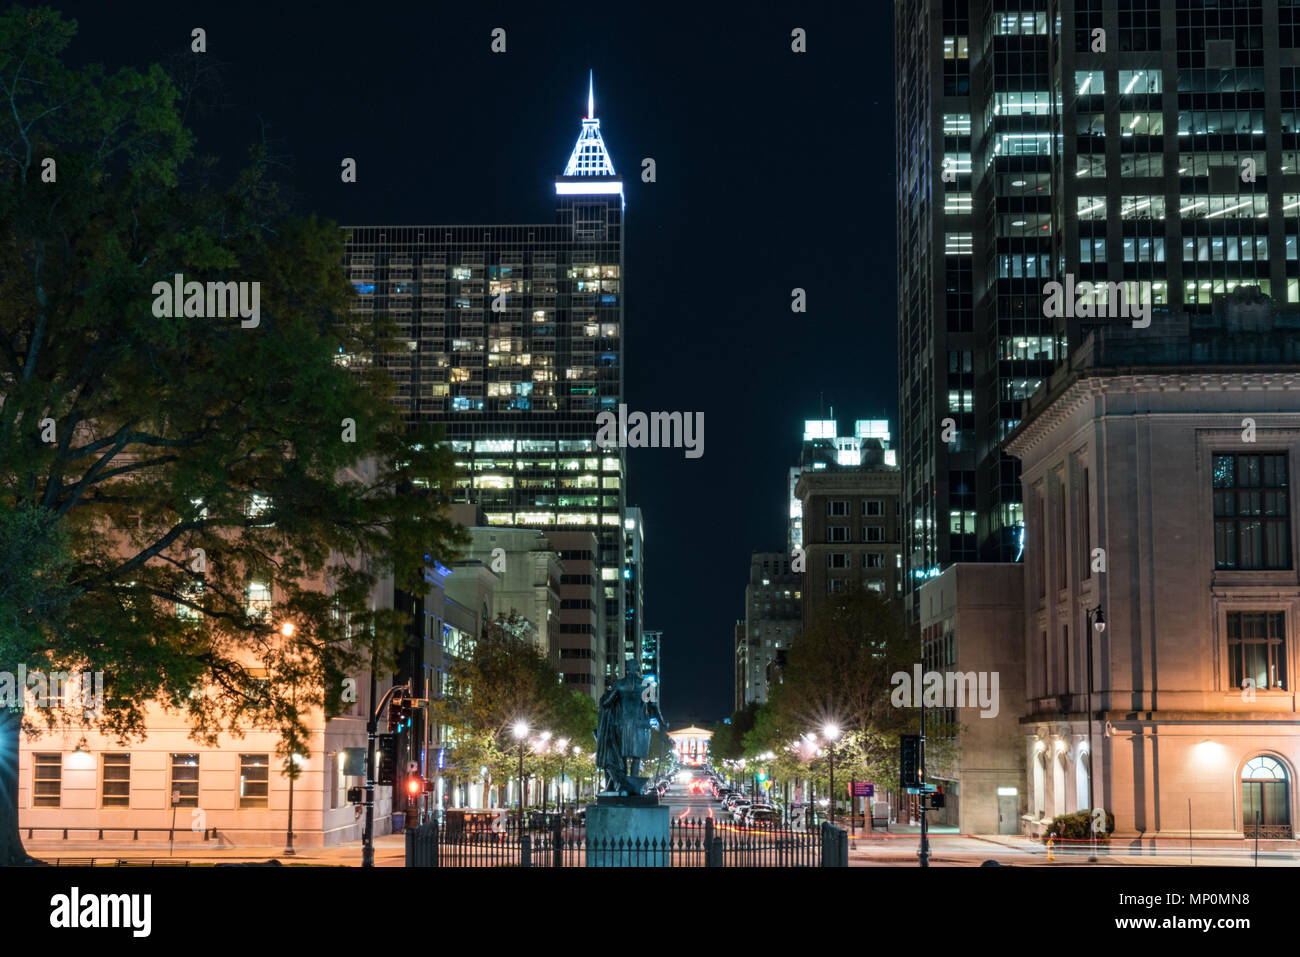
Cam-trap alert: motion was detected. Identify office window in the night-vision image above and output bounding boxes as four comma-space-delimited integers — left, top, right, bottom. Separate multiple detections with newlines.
828, 526, 849, 543
1213, 454, 1291, 570
865, 553, 885, 568
828, 553, 851, 569
170, 753, 199, 807
865, 527, 884, 543
1227, 612, 1287, 691
102, 754, 130, 808
239, 754, 270, 809
864, 500, 884, 516
33, 753, 61, 808
828, 578, 846, 594
828, 500, 849, 517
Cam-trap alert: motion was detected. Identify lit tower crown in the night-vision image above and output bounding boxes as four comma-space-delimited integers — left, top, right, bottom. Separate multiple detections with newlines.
557, 71, 622, 200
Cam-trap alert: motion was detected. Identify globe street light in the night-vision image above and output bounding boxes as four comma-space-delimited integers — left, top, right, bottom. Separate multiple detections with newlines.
822, 724, 841, 827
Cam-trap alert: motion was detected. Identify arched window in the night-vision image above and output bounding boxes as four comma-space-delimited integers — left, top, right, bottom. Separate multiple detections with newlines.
1242, 756, 1292, 839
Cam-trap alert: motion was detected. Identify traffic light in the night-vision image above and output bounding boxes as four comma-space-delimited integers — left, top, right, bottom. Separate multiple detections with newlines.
900, 734, 922, 789
405, 775, 423, 799
929, 789, 945, 809
387, 693, 403, 733
346, 786, 363, 805
377, 733, 398, 785
397, 693, 413, 731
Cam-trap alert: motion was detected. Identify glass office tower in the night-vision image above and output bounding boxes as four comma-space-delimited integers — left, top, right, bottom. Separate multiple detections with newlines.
896, 0, 1300, 621
344, 78, 628, 682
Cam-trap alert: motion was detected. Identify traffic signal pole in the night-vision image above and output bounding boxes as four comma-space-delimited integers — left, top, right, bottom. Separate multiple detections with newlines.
362, 678, 409, 868
919, 691, 930, 868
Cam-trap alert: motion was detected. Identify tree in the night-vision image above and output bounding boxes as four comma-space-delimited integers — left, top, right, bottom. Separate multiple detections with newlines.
429, 613, 589, 806
709, 701, 757, 761
0, 6, 465, 864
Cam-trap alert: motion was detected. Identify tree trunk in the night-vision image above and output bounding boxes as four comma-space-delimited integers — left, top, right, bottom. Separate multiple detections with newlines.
0, 706, 39, 865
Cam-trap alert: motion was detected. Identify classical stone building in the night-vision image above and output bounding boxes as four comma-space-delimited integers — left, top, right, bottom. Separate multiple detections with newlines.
1005, 300, 1300, 842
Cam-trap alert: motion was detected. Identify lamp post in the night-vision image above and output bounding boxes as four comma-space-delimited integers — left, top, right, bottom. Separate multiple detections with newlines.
1086, 605, 1106, 863
279, 621, 298, 857
823, 724, 841, 827
573, 746, 583, 805
557, 738, 569, 814
513, 720, 528, 830
538, 731, 551, 810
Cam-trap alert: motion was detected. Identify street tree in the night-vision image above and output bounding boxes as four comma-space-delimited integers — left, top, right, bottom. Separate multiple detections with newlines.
0, 6, 465, 864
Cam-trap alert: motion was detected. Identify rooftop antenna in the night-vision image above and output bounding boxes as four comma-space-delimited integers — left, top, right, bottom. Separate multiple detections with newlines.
587, 69, 594, 120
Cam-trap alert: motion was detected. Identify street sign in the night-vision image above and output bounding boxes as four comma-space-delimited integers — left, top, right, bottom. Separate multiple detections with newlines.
906, 784, 938, 794
851, 781, 875, 797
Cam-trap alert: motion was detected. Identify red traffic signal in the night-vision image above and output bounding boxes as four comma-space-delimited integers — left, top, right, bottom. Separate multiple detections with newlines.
406, 775, 423, 797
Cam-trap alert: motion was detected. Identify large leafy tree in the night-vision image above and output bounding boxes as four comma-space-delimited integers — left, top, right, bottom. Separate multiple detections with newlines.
739, 587, 956, 809
430, 614, 597, 806
0, 6, 465, 864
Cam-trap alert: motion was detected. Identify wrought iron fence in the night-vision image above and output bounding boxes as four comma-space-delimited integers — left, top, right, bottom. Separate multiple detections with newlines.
406, 813, 842, 867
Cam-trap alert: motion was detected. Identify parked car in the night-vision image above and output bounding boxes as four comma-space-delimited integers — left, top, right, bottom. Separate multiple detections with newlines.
730, 802, 752, 823
743, 805, 777, 828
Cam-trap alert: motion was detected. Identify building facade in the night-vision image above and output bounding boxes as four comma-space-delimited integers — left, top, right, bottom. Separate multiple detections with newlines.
1005, 302, 1300, 841
741, 553, 802, 706
918, 563, 1027, 834
794, 444, 903, 630
623, 506, 645, 670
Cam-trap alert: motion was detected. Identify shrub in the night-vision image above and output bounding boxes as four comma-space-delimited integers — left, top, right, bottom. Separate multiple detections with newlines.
1043, 808, 1113, 843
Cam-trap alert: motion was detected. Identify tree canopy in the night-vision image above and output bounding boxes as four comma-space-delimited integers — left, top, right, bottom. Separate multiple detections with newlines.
0, 5, 464, 863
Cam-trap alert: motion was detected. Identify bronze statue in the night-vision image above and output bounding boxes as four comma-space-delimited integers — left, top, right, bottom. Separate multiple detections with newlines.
594, 662, 666, 796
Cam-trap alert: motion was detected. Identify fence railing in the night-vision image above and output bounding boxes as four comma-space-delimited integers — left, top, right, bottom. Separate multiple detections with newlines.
406, 813, 847, 867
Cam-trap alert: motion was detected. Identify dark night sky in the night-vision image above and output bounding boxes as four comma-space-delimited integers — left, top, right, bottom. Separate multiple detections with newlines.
58, 1, 897, 722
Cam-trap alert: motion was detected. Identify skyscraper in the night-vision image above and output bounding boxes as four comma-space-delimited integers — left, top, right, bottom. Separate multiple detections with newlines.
343, 74, 627, 682
896, 0, 1300, 621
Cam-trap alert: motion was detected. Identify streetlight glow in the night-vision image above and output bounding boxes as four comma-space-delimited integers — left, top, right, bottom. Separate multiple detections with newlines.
513, 721, 528, 739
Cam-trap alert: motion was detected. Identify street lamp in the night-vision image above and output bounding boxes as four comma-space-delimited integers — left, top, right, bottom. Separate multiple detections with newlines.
513, 720, 528, 830
557, 738, 569, 814
822, 724, 841, 827
1086, 605, 1106, 863
279, 620, 299, 856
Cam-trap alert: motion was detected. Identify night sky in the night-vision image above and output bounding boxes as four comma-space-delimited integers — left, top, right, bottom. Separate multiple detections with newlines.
59, 0, 897, 722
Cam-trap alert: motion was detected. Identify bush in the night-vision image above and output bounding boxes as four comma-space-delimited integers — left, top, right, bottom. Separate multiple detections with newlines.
1043, 808, 1113, 843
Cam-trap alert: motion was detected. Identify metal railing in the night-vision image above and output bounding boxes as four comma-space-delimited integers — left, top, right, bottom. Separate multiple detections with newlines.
406, 813, 845, 867
24, 826, 218, 842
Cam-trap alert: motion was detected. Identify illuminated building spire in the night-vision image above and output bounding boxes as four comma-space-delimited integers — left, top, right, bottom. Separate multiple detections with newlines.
563, 71, 616, 177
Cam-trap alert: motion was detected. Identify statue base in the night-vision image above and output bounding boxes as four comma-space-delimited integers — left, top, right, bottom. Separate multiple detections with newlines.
596, 792, 660, 807
585, 803, 671, 867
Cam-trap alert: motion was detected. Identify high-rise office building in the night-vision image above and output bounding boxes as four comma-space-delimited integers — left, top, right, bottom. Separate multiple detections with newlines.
896, 0, 1300, 621
741, 552, 802, 706
624, 506, 645, 668
788, 418, 896, 554
640, 628, 662, 703
343, 75, 627, 682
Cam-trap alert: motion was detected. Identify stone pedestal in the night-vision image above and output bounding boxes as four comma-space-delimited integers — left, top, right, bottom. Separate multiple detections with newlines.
585, 802, 670, 867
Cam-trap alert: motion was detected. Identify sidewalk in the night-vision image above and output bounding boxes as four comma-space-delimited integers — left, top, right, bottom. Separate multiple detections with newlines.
23, 833, 409, 867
